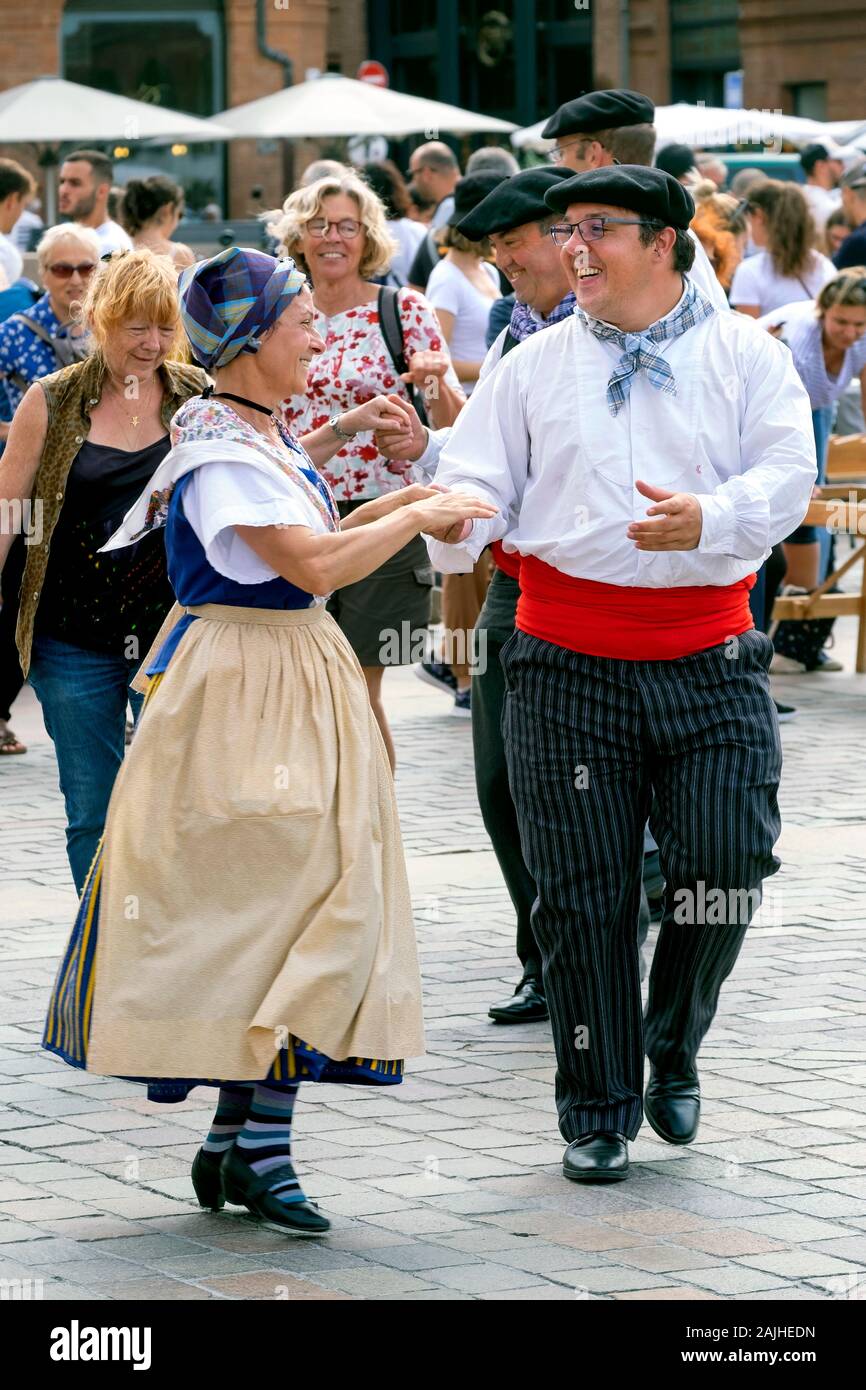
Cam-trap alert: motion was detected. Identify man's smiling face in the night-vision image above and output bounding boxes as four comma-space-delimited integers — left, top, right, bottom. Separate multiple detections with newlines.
558, 202, 658, 324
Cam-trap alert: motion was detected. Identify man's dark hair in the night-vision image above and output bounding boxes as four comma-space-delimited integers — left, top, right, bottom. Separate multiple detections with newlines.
64, 149, 114, 187
638, 221, 695, 272
800, 143, 830, 176
0, 157, 35, 203
655, 144, 697, 182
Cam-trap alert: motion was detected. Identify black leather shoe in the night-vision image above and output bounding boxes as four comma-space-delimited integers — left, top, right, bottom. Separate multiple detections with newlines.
645, 1067, 700, 1145
221, 1150, 330, 1235
563, 1132, 629, 1183
488, 977, 549, 1024
191, 1147, 226, 1211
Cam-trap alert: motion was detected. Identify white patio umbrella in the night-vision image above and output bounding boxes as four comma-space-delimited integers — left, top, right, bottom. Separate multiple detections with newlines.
0, 76, 234, 221
209, 73, 517, 140
512, 103, 835, 155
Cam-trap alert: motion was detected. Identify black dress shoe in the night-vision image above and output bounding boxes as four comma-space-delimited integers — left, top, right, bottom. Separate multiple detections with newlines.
221, 1150, 330, 1235
488, 977, 549, 1024
645, 1067, 700, 1145
191, 1147, 225, 1211
563, 1132, 629, 1183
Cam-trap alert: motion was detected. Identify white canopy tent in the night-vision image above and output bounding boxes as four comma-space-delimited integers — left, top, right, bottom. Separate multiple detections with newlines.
512, 103, 843, 156
0, 77, 234, 221
209, 73, 517, 140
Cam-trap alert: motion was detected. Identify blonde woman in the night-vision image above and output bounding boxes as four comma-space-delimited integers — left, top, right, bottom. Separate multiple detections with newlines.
272, 172, 466, 767
0, 250, 207, 890
731, 180, 835, 316
689, 180, 749, 295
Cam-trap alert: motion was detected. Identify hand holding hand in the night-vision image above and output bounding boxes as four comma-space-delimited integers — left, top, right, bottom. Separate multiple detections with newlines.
411, 490, 498, 542
374, 398, 428, 462
627, 480, 703, 551
342, 392, 412, 438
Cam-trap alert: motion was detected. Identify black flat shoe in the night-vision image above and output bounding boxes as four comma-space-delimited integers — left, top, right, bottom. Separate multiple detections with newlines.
488, 976, 549, 1024
645, 1067, 700, 1145
191, 1147, 225, 1211
221, 1150, 330, 1235
563, 1132, 629, 1183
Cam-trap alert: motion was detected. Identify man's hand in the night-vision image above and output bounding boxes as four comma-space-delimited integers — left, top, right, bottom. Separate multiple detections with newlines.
375, 400, 428, 462
627, 480, 703, 551
341, 392, 412, 438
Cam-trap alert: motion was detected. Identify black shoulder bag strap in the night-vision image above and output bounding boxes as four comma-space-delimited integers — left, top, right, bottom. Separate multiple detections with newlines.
377, 285, 430, 427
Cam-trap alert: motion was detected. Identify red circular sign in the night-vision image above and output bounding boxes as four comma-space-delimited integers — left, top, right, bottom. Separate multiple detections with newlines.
357, 60, 389, 88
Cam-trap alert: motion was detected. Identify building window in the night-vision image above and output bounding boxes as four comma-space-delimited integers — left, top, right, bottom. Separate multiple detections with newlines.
61, 0, 225, 214
789, 83, 827, 121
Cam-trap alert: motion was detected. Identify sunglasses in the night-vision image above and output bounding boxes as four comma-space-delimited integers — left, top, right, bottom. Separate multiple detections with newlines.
47, 261, 97, 279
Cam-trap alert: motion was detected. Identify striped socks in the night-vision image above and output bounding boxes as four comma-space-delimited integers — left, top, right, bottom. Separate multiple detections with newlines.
233, 1081, 305, 1206
202, 1084, 254, 1155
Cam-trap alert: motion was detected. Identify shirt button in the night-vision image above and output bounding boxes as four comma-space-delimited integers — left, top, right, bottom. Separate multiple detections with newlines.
56, 492, 63, 501
74, 435, 83, 443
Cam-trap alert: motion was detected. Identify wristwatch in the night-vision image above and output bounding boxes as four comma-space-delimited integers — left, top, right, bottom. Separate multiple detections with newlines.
329, 413, 356, 441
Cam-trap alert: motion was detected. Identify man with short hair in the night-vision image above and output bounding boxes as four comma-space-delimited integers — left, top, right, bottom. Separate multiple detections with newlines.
465, 147, 521, 179
695, 152, 728, 189
542, 89, 728, 310
57, 151, 133, 256
426, 166, 815, 1182
799, 142, 844, 235
0, 159, 36, 287
655, 143, 698, 186
834, 161, 866, 269
407, 141, 461, 288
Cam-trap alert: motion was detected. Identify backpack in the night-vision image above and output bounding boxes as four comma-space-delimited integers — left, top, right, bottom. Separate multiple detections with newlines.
5, 313, 91, 394
377, 285, 430, 428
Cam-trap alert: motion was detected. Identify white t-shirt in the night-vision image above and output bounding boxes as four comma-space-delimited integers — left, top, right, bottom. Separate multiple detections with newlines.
181, 460, 331, 592
0, 233, 23, 286
801, 183, 842, 234
388, 217, 426, 285
426, 257, 500, 394
93, 219, 134, 256
729, 249, 836, 314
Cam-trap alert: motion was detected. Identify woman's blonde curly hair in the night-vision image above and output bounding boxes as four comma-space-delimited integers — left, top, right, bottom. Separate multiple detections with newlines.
267, 173, 398, 280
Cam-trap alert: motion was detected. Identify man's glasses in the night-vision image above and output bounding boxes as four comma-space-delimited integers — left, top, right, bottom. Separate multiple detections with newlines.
306, 218, 362, 239
47, 262, 97, 279
549, 138, 589, 164
548, 217, 663, 247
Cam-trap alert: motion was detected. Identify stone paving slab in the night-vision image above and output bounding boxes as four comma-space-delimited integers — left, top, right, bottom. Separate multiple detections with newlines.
1, 620, 866, 1300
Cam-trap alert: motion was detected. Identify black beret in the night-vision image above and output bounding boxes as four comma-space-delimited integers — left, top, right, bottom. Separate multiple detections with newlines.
449, 173, 507, 227
455, 167, 573, 240
541, 88, 655, 140
544, 164, 695, 230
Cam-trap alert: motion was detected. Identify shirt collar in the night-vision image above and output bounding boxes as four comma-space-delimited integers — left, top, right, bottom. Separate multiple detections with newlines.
582, 276, 690, 337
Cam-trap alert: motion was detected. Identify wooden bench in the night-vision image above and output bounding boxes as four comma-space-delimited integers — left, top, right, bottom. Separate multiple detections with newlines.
771, 498, 866, 672
825, 433, 866, 484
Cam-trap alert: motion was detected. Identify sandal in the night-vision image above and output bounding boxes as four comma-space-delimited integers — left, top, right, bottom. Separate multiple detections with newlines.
221, 1149, 330, 1235
0, 728, 26, 755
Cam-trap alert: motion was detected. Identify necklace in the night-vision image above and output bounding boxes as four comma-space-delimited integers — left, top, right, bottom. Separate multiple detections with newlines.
105, 374, 158, 450
203, 386, 278, 422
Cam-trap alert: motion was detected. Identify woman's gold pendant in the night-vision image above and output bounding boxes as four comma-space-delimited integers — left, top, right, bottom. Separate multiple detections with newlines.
131, 415, 140, 427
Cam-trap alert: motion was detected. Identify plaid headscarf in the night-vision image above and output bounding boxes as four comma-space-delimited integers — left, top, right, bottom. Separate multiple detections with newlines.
179, 247, 307, 370
577, 278, 715, 417
509, 290, 576, 343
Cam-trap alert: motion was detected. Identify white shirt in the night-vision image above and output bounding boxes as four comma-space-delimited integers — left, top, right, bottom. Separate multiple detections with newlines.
93, 219, 134, 256
426, 258, 500, 393
758, 299, 866, 410
426, 292, 816, 587
729, 249, 835, 314
801, 183, 842, 234
687, 230, 730, 311
181, 460, 330, 594
0, 233, 23, 286
412, 324, 511, 479
388, 217, 426, 284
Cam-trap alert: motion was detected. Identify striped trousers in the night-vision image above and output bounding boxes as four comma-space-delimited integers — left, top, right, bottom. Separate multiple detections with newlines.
501, 627, 782, 1142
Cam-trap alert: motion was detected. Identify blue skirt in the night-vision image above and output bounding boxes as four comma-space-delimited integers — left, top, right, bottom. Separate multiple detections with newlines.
42, 838, 403, 1104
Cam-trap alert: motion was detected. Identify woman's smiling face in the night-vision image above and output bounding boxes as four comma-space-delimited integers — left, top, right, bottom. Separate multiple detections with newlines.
300, 193, 366, 284
258, 285, 324, 397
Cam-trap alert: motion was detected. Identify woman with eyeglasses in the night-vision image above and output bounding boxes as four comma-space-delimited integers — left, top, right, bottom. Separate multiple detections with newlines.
0, 224, 99, 758
0, 249, 208, 889
271, 171, 466, 768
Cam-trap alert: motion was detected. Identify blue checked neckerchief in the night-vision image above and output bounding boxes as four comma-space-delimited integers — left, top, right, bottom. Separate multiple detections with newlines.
578, 278, 715, 417
509, 290, 576, 343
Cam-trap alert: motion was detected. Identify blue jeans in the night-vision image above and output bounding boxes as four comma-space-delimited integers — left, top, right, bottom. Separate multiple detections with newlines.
28, 635, 144, 895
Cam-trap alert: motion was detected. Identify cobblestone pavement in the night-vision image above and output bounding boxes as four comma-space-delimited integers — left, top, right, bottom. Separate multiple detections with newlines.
1, 617, 865, 1302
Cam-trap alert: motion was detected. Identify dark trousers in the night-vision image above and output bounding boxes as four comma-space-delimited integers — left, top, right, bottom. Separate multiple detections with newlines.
501, 627, 782, 1142
0, 535, 26, 722
472, 569, 541, 980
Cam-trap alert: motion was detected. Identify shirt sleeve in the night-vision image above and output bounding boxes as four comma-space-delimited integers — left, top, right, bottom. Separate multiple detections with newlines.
695, 331, 818, 560
182, 461, 317, 584
729, 256, 761, 308
424, 350, 526, 573
398, 286, 462, 393
425, 263, 462, 318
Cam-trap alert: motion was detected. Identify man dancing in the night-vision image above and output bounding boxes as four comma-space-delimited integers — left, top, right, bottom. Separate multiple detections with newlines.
426, 166, 815, 1183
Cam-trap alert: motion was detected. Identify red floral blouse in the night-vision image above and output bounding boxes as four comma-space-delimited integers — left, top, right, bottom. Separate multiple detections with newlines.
281, 287, 461, 501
